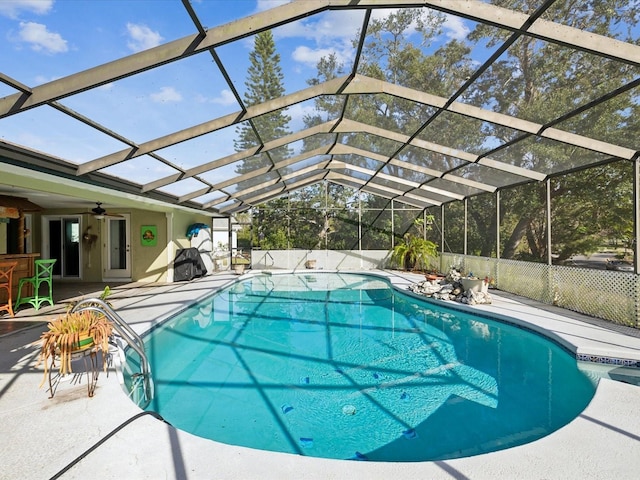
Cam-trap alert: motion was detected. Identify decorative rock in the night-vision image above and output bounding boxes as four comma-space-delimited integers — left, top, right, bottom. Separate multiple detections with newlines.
409, 280, 443, 296
407, 269, 492, 305
446, 267, 462, 282
469, 290, 492, 305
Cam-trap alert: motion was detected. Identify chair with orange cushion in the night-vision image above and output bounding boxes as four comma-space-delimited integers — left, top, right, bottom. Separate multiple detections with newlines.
0, 261, 19, 317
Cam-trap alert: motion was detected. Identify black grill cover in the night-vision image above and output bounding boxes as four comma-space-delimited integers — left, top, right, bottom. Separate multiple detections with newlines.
174, 247, 207, 281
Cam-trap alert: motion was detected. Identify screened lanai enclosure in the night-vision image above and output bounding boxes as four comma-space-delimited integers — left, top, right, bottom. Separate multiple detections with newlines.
0, 0, 639, 326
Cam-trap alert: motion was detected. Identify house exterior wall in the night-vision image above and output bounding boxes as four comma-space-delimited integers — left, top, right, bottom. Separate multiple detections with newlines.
129, 209, 213, 283
26, 207, 214, 283
130, 210, 169, 283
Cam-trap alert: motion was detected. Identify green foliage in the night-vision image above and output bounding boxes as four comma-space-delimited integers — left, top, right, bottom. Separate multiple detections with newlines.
99, 286, 111, 302
467, 194, 496, 258
464, 1, 637, 262
390, 217, 438, 271
499, 182, 546, 261
361, 197, 393, 250
391, 234, 439, 272
443, 202, 464, 254
235, 30, 292, 184
236, 226, 252, 249
241, 6, 636, 264
260, 228, 288, 250
252, 182, 364, 251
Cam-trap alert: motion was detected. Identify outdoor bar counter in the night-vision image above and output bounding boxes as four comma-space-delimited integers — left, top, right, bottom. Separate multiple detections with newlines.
0, 253, 39, 304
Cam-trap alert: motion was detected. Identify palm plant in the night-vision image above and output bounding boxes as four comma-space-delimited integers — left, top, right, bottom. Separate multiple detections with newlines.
390, 217, 439, 272
391, 234, 439, 272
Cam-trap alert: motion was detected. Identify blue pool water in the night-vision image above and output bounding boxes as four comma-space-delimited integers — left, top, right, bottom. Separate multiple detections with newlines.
132, 272, 596, 462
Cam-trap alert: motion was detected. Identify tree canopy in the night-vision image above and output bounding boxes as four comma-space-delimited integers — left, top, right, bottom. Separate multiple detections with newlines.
243, 4, 635, 263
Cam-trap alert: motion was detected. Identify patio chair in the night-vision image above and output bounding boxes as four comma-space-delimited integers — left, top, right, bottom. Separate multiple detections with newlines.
0, 261, 18, 317
14, 258, 57, 311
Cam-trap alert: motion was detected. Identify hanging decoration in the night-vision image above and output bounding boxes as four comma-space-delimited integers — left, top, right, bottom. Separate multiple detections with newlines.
82, 226, 98, 248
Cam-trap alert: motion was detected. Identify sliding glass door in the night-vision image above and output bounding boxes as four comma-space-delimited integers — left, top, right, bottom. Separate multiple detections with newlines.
44, 216, 80, 278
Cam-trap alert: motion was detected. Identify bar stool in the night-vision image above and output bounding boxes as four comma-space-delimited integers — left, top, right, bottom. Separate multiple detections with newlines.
0, 261, 18, 317
15, 258, 57, 311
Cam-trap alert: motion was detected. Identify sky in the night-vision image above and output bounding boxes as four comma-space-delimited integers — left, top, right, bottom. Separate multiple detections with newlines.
0, 0, 475, 198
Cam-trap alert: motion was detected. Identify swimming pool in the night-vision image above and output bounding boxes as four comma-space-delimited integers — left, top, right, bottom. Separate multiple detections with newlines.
130, 272, 596, 462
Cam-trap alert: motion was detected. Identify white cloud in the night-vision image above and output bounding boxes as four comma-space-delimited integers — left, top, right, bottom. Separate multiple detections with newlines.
126, 23, 163, 52
0, 0, 53, 19
18, 21, 67, 54
287, 101, 315, 131
278, 10, 361, 44
212, 89, 237, 106
150, 86, 182, 103
443, 14, 470, 41
195, 89, 237, 106
33, 75, 50, 85
97, 82, 114, 92
272, 10, 362, 72
292, 46, 349, 69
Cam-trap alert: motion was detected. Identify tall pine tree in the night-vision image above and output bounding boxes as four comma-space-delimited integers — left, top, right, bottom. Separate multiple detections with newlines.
234, 30, 292, 178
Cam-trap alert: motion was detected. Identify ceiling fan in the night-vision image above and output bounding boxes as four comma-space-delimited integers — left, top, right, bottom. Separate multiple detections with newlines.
87, 202, 123, 219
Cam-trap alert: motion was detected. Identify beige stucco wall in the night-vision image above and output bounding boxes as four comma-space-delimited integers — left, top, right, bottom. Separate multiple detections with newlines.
33, 208, 214, 283
172, 212, 212, 251
119, 209, 213, 283
128, 210, 168, 283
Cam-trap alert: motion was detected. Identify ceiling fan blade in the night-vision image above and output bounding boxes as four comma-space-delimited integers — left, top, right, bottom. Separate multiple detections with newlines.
68, 202, 124, 217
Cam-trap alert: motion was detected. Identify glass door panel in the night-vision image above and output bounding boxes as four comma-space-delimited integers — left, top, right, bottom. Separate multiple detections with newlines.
104, 215, 130, 279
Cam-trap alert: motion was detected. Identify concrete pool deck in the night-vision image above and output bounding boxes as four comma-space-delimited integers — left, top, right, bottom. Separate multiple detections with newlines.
1, 270, 639, 479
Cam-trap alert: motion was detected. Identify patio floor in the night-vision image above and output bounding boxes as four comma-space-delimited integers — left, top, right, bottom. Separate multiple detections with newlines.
1, 271, 639, 479
0, 280, 133, 336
